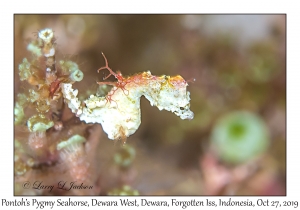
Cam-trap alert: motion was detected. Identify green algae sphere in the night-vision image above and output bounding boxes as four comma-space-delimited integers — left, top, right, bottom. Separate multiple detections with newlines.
211, 111, 269, 164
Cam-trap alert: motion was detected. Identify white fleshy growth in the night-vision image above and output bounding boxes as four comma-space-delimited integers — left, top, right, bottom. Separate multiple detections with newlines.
44, 48, 55, 57
61, 71, 194, 140
61, 84, 82, 116
38, 28, 54, 44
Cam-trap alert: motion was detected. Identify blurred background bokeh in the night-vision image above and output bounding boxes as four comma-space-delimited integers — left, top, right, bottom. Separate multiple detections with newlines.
14, 14, 286, 195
